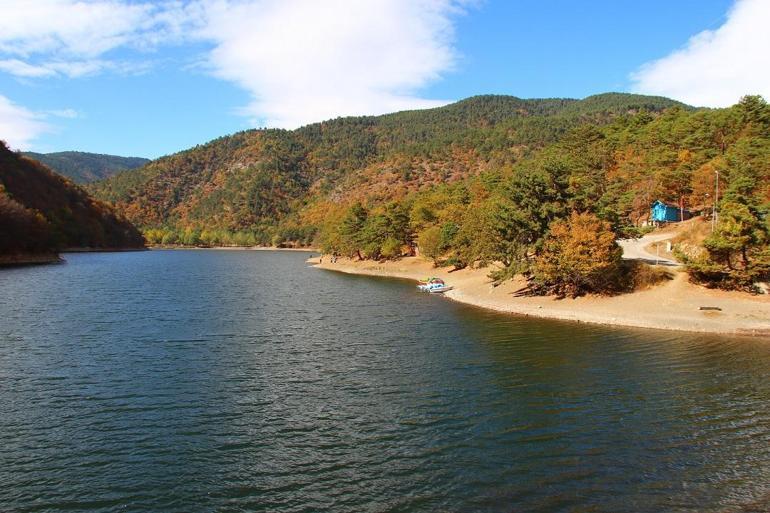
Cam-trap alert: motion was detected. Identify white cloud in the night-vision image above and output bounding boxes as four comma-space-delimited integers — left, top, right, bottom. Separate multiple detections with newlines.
630, 0, 770, 107
197, 0, 463, 127
0, 0, 199, 78
0, 0, 464, 128
0, 58, 115, 78
0, 0, 191, 57
46, 108, 79, 119
0, 95, 50, 150
0, 59, 57, 78
199, 0, 460, 126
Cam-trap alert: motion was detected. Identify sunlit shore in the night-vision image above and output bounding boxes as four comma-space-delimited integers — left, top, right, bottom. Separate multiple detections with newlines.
311, 255, 770, 337
147, 245, 318, 252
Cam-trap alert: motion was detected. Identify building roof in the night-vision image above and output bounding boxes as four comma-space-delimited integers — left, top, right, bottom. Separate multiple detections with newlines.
652, 199, 680, 209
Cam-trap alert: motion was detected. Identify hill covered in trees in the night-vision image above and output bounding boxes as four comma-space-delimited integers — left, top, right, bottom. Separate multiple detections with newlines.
91, 92, 769, 291
1, 143, 145, 261
23, 151, 149, 184
91, 93, 686, 242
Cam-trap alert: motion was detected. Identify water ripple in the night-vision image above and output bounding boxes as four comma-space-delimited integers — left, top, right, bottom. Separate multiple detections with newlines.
1, 250, 769, 512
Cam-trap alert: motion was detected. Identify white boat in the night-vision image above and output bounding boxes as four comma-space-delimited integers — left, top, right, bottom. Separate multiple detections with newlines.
417, 279, 452, 293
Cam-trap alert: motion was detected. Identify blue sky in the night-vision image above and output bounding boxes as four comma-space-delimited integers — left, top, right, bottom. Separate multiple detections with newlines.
0, 0, 765, 159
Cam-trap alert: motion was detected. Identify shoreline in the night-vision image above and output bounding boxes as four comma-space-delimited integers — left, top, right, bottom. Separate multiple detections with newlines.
148, 245, 318, 252
62, 247, 147, 253
310, 256, 770, 338
0, 253, 63, 267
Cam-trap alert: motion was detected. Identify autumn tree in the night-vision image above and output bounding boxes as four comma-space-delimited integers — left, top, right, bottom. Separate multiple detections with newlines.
0, 192, 52, 254
533, 211, 622, 297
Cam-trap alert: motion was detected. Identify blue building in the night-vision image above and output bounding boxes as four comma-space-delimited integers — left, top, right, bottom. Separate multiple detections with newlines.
651, 200, 691, 223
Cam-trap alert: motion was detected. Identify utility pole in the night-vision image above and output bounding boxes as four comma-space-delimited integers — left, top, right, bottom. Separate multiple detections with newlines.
712, 170, 719, 232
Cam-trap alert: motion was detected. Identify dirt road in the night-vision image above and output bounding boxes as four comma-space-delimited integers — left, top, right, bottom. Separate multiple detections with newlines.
618, 232, 680, 266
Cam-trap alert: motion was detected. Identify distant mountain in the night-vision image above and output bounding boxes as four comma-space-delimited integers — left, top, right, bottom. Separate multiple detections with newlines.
22, 151, 149, 184
1, 143, 145, 260
91, 92, 689, 245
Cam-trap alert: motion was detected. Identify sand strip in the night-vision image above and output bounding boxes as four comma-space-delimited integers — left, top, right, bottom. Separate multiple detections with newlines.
310, 256, 770, 337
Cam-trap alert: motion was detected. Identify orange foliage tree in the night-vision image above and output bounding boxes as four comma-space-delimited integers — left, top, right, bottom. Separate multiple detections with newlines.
533, 211, 622, 297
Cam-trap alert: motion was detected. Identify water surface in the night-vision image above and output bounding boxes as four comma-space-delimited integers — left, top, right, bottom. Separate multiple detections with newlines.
1, 250, 769, 512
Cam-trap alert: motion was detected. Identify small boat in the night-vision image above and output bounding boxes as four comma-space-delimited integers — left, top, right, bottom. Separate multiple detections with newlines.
417, 278, 452, 293
418, 277, 444, 285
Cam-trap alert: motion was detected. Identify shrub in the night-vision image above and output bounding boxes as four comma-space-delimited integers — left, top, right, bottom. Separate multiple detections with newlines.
621, 261, 674, 291
161, 230, 178, 245
380, 237, 402, 260
143, 228, 164, 244
180, 228, 201, 246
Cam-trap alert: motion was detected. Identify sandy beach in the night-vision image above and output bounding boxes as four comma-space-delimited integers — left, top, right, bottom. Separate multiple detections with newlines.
311, 255, 770, 337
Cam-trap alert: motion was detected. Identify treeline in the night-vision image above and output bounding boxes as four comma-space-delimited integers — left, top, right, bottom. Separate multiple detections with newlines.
0, 142, 145, 256
91, 92, 768, 292
143, 224, 317, 248
92, 93, 684, 235
317, 96, 770, 293
22, 151, 149, 184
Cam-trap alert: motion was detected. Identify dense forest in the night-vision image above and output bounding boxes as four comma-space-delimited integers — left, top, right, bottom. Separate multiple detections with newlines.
0, 142, 145, 258
23, 151, 149, 184
92, 93, 685, 241
315, 96, 769, 293
91, 92, 769, 292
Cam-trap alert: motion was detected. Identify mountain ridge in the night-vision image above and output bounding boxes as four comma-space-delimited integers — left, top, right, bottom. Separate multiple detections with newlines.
91, 92, 691, 243
22, 151, 149, 184
1, 143, 145, 259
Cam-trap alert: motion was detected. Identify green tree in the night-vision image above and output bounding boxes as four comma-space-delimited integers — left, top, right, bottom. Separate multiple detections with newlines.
380, 237, 402, 259
339, 203, 369, 258
161, 230, 179, 245
504, 158, 569, 254
180, 228, 201, 246
359, 213, 389, 259
687, 201, 770, 290
451, 201, 501, 269
383, 202, 412, 246
417, 226, 443, 264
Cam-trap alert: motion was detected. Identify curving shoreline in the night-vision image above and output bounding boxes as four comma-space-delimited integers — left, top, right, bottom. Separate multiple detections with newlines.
310, 255, 770, 337
0, 253, 63, 267
148, 245, 318, 252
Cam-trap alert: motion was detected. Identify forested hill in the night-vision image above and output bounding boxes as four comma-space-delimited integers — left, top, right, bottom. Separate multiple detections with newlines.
90, 92, 688, 243
0, 143, 145, 257
23, 151, 149, 183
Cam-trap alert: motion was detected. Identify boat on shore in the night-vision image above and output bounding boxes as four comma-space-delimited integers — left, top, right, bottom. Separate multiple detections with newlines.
417, 278, 453, 293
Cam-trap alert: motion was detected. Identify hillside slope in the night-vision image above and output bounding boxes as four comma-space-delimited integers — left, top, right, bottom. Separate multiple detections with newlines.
23, 151, 149, 183
92, 93, 688, 243
1, 143, 145, 258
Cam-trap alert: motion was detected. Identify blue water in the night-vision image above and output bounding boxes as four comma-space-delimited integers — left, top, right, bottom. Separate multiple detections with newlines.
1, 250, 769, 512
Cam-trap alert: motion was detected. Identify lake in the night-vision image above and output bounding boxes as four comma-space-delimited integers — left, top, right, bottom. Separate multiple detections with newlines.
1, 250, 769, 512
